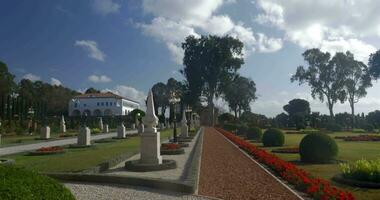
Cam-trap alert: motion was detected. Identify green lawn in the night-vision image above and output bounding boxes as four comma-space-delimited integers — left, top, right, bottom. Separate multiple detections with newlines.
250, 131, 380, 200
5, 129, 174, 173
0, 131, 78, 147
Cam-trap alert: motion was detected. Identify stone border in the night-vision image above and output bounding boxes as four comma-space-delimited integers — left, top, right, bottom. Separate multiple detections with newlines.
81, 151, 138, 173
125, 159, 177, 172
27, 150, 65, 156
0, 158, 15, 165
332, 174, 380, 188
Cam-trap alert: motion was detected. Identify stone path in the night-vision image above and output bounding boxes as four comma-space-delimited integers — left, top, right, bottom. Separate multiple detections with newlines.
198, 127, 301, 200
66, 182, 210, 200
0, 130, 137, 156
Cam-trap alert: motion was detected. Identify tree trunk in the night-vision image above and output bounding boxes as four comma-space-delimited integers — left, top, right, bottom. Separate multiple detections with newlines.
350, 99, 355, 129
327, 98, 334, 119
234, 109, 237, 119
207, 93, 214, 126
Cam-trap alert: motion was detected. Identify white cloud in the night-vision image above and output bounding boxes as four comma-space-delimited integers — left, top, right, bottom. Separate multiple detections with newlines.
103, 85, 147, 109
75, 40, 106, 61
88, 75, 112, 83
22, 73, 41, 82
139, 0, 283, 64
255, 0, 380, 61
50, 77, 62, 86
92, 0, 120, 15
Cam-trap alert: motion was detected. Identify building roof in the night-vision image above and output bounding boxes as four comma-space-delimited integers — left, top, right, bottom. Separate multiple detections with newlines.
74, 92, 139, 104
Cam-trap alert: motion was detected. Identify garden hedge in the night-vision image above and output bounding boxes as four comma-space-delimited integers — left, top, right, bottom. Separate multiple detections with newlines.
299, 133, 338, 163
262, 128, 285, 147
0, 165, 75, 200
246, 127, 262, 141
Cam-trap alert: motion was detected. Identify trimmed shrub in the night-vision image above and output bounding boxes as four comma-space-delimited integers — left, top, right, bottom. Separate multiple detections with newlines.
262, 128, 285, 147
299, 133, 338, 163
296, 123, 306, 130
223, 123, 239, 132
326, 123, 342, 132
237, 125, 248, 136
362, 124, 375, 133
340, 159, 380, 183
246, 127, 262, 141
91, 128, 101, 134
0, 165, 75, 200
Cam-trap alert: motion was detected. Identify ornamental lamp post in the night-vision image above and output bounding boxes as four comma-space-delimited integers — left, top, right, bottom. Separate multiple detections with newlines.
185, 105, 192, 132
169, 91, 180, 143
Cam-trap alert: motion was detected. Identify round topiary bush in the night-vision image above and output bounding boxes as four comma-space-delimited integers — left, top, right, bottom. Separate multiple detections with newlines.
262, 128, 285, 147
223, 123, 238, 132
299, 133, 338, 163
246, 127, 263, 141
0, 165, 75, 200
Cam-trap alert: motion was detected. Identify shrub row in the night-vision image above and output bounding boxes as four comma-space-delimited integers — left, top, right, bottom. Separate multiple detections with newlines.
216, 127, 355, 200
340, 159, 380, 183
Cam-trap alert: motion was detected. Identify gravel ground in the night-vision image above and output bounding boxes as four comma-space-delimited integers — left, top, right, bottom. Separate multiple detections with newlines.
198, 127, 300, 200
0, 130, 136, 156
65, 182, 210, 200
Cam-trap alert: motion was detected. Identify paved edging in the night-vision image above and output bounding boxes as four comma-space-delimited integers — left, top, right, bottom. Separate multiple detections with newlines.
214, 128, 305, 200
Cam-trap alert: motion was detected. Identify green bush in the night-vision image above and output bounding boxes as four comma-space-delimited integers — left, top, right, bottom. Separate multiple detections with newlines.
340, 159, 380, 183
237, 125, 248, 136
246, 127, 262, 141
91, 128, 101, 134
299, 133, 338, 163
262, 128, 285, 147
0, 165, 75, 200
326, 123, 342, 132
296, 123, 306, 130
223, 123, 239, 132
362, 124, 375, 133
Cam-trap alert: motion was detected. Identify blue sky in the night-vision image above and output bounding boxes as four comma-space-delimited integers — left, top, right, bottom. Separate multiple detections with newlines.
1, 0, 380, 117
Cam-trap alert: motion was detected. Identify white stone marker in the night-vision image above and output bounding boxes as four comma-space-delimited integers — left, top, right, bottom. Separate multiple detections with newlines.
138, 123, 144, 134
131, 124, 136, 130
117, 123, 126, 138
60, 115, 66, 133
40, 126, 51, 139
103, 124, 109, 133
99, 117, 104, 130
140, 90, 162, 165
181, 110, 188, 138
78, 126, 91, 146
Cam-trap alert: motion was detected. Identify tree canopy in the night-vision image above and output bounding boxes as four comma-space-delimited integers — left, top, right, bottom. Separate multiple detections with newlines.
0, 61, 16, 96
368, 50, 380, 79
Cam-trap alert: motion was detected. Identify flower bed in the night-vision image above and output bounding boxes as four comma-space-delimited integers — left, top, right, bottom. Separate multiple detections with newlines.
28, 146, 65, 156
272, 147, 299, 154
339, 159, 380, 186
215, 127, 355, 200
335, 135, 380, 141
160, 143, 185, 155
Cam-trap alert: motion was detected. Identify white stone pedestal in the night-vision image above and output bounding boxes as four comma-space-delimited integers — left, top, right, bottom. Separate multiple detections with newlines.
60, 124, 66, 133
131, 124, 136, 129
117, 124, 126, 138
140, 132, 162, 165
138, 123, 144, 134
40, 126, 51, 139
103, 124, 109, 133
181, 124, 188, 138
78, 127, 91, 146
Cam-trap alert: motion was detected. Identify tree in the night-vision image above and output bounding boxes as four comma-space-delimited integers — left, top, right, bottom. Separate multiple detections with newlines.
336, 51, 372, 128
152, 82, 169, 116
223, 75, 257, 118
218, 112, 235, 125
274, 113, 289, 128
85, 87, 100, 94
291, 49, 346, 118
368, 50, 380, 79
182, 35, 244, 124
367, 110, 380, 129
283, 99, 310, 129
166, 78, 183, 123
0, 61, 16, 96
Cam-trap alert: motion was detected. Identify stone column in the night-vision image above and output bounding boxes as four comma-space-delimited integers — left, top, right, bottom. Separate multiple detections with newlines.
60, 115, 66, 133
138, 123, 144, 134
131, 124, 136, 129
181, 110, 188, 138
99, 117, 104, 130
117, 123, 126, 138
103, 124, 109, 133
40, 126, 50, 139
140, 90, 162, 165
78, 126, 91, 146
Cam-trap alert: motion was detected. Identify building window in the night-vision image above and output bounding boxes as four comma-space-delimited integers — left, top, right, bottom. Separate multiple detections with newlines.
101, 102, 104, 106
83, 104, 86, 107
106, 102, 108, 106
97, 102, 100, 106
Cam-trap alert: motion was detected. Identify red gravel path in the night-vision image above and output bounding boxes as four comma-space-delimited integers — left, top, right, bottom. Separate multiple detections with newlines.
198, 127, 300, 200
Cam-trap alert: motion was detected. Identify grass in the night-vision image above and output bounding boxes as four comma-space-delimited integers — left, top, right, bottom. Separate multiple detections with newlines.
250, 131, 380, 200
0, 131, 77, 147
5, 129, 174, 173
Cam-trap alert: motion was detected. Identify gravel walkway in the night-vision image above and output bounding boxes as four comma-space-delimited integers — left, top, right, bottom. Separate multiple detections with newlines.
66, 182, 210, 200
198, 127, 300, 200
0, 130, 137, 156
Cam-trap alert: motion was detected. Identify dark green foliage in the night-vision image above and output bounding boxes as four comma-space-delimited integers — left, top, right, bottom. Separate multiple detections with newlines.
218, 113, 235, 124
262, 128, 285, 147
223, 123, 239, 132
237, 124, 248, 136
299, 133, 338, 163
326, 123, 343, 132
362, 123, 374, 132
0, 165, 75, 200
369, 50, 380, 79
246, 126, 262, 141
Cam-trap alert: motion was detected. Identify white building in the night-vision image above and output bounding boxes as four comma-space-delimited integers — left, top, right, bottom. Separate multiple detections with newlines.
68, 92, 139, 116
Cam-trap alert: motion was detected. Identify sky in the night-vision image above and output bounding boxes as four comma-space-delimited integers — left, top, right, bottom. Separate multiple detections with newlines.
1, 0, 380, 117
